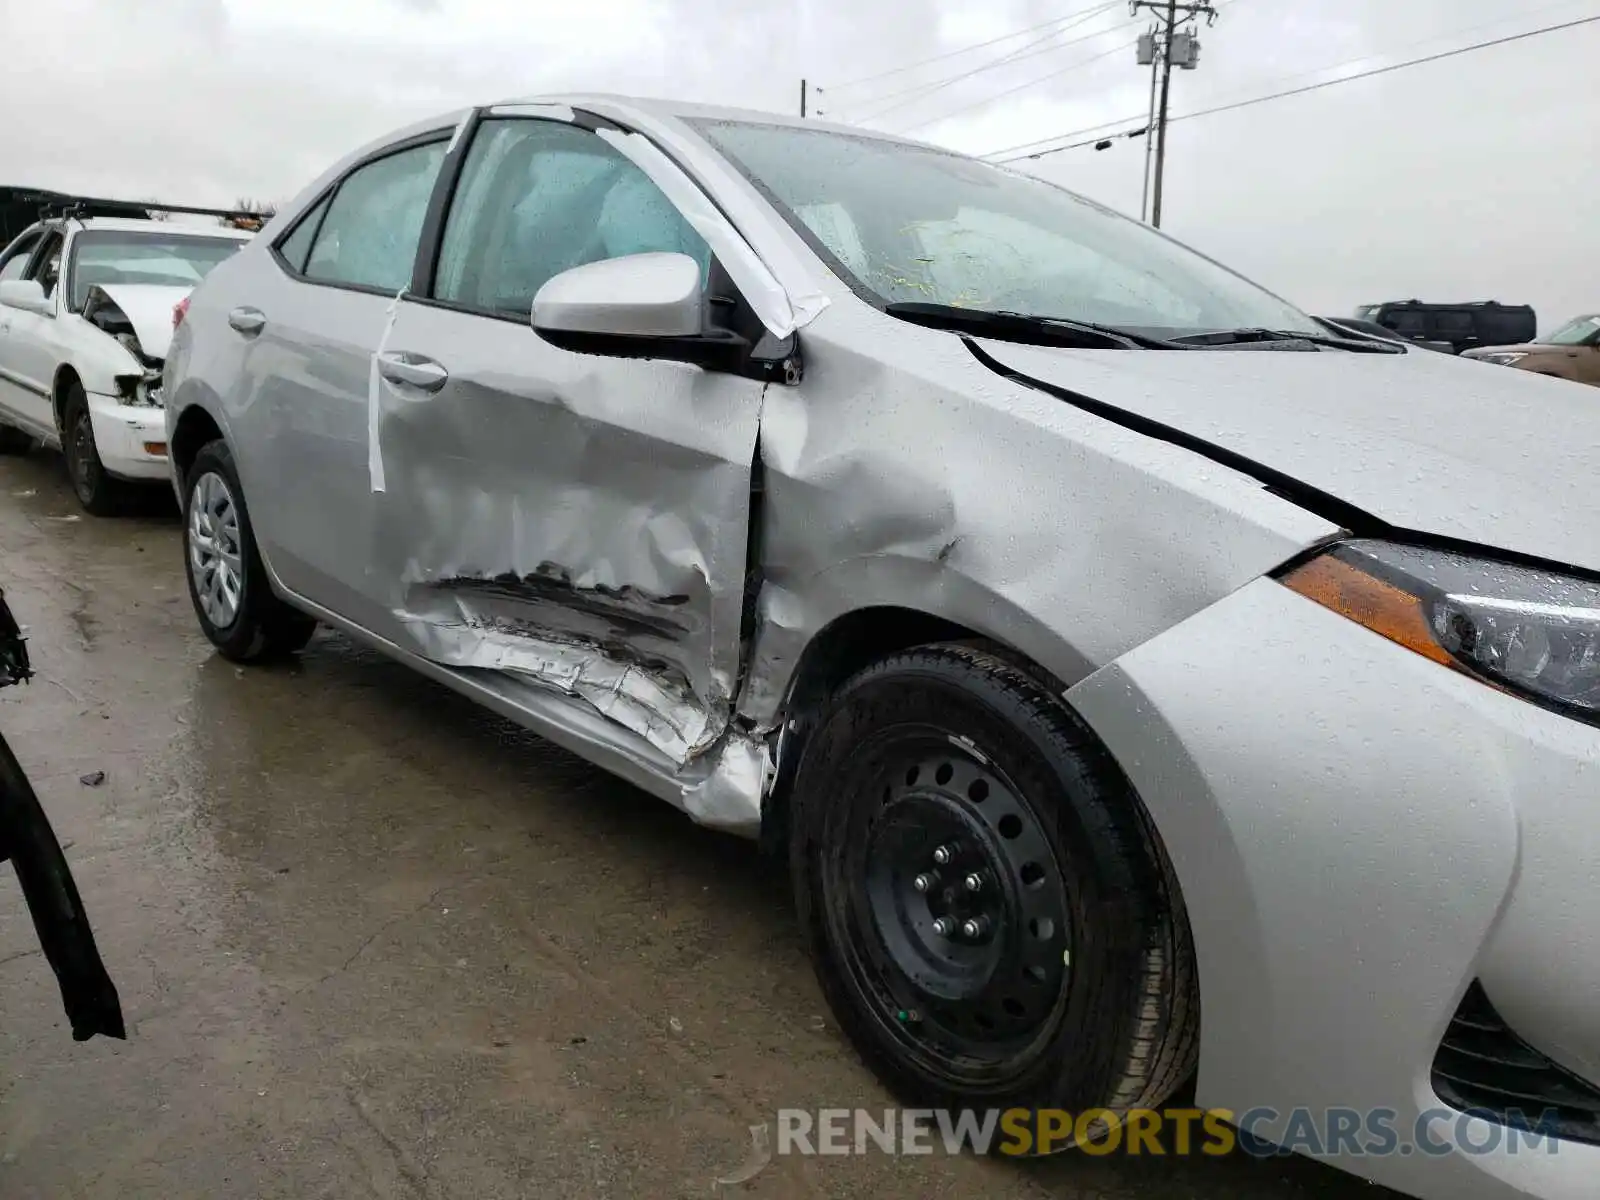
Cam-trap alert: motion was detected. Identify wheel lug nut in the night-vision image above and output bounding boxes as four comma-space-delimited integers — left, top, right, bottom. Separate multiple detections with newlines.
912, 872, 938, 893
932, 843, 957, 865
960, 916, 990, 939
963, 872, 984, 893
932, 916, 956, 937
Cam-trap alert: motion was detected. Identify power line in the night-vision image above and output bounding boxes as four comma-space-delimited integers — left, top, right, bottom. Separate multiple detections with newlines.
831, 3, 1122, 123
816, 2, 1123, 93
893, 37, 1141, 135
987, 10, 1600, 163
857, 13, 1141, 111
980, 0, 1567, 159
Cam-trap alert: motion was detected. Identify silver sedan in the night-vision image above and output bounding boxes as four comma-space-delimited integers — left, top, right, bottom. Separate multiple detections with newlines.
164, 94, 1600, 1200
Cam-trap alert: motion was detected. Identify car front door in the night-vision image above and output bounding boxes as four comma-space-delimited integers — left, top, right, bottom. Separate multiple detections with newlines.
366, 113, 766, 770
1568, 319, 1600, 386
0, 228, 64, 437
228, 134, 450, 627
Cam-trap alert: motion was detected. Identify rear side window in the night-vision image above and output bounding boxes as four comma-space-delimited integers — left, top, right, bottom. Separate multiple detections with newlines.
432, 119, 710, 318
1434, 311, 1473, 338
276, 194, 332, 274
0, 232, 40, 282
304, 140, 447, 293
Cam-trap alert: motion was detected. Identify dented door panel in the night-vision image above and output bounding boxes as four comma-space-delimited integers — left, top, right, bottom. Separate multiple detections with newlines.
366, 298, 765, 774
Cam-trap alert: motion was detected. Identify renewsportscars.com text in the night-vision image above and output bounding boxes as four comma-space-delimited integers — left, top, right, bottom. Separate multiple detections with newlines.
774, 1106, 1566, 1159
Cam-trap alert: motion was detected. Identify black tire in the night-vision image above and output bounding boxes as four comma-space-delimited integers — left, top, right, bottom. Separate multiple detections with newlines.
181, 439, 316, 662
61, 384, 129, 516
0, 423, 33, 455
789, 642, 1197, 1147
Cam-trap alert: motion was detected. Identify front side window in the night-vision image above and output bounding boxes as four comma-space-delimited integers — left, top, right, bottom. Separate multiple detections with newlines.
433, 118, 711, 318
68, 232, 247, 310
305, 140, 447, 293
29, 232, 64, 301
691, 118, 1322, 338
1545, 315, 1600, 346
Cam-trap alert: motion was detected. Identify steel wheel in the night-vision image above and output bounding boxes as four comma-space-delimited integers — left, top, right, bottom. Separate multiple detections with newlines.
188, 470, 244, 629
827, 733, 1073, 1082
791, 643, 1199, 1130
66, 408, 98, 505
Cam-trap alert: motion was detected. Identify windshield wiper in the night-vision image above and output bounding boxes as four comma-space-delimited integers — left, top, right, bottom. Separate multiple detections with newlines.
1169, 327, 1404, 354
883, 302, 1176, 350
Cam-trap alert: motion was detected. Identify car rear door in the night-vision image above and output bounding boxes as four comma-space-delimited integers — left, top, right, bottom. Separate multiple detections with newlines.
364, 111, 766, 770
0, 228, 44, 427
222, 133, 451, 629
0, 228, 65, 437
1569, 317, 1600, 386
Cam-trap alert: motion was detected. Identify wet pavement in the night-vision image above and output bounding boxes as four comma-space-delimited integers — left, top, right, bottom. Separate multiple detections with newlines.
0, 449, 1388, 1199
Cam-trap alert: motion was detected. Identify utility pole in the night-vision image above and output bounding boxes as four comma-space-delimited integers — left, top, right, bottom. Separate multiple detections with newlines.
1139, 38, 1160, 221
1130, 0, 1216, 227
800, 79, 808, 118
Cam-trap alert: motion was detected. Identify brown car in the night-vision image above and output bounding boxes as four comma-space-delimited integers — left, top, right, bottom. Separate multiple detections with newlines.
1461, 313, 1600, 385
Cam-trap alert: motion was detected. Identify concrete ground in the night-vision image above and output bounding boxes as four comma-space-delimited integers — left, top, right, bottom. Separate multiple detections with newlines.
0, 449, 1390, 1199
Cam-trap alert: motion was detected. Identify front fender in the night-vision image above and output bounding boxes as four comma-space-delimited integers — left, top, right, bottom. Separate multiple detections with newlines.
57, 324, 141, 401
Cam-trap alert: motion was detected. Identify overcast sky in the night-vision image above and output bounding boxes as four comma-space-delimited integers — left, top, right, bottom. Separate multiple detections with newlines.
4, 0, 1596, 326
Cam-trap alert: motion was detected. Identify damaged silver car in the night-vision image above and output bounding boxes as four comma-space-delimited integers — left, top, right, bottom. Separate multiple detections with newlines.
165, 97, 1600, 1200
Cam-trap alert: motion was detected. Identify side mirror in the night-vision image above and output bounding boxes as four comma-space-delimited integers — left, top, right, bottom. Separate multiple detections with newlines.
0, 279, 52, 316
532, 252, 741, 370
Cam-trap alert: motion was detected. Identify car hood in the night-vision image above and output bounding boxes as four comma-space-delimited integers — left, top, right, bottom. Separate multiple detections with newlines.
1460, 342, 1549, 358
974, 337, 1600, 573
94, 283, 190, 361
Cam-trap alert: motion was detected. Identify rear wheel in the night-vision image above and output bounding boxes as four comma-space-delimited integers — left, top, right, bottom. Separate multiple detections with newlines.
61, 383, 129, 516
182, 439, 316, 662
789, 643, 1197, 1146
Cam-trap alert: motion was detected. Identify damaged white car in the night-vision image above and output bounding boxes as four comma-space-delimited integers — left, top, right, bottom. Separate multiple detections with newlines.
165, 97, 1600, 1200
0, 213, 250, 513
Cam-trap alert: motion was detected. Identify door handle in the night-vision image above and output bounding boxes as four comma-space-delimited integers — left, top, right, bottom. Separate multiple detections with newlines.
228, 307, 266, 335
376, 352, 448, 393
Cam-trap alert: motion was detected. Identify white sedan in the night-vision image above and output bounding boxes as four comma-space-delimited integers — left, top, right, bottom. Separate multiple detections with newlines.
0, 215, 249, 514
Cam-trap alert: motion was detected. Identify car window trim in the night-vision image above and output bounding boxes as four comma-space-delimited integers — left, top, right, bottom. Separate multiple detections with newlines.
268, 128, 456, 297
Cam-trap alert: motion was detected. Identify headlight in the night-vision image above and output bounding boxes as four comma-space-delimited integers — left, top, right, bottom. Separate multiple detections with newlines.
1282, 540, 1600, 723
1478, 352, 1529, 366
113, 371, 165, 408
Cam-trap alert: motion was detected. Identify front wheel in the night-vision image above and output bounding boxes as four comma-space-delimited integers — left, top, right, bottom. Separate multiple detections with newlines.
789, 643, 1197, 1143
62, 384, 128, 516
182, 439, 316, 662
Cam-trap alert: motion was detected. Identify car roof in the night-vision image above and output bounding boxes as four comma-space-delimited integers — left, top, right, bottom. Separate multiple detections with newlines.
45, 216, 253, 238
496, 91, 949, 151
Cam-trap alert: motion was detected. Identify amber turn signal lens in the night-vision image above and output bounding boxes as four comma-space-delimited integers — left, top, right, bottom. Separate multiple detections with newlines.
1280, 553, 1455, 668
143, 442, 168, 457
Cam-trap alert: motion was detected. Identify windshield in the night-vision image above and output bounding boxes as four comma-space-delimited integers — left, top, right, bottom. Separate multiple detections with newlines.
1545, 315, 1600, 346
691, 119, 1322, 339
70, 231, 246, 310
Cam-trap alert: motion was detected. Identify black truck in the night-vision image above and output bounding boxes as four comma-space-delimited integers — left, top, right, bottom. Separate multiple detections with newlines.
1353, 300, 1537, 356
